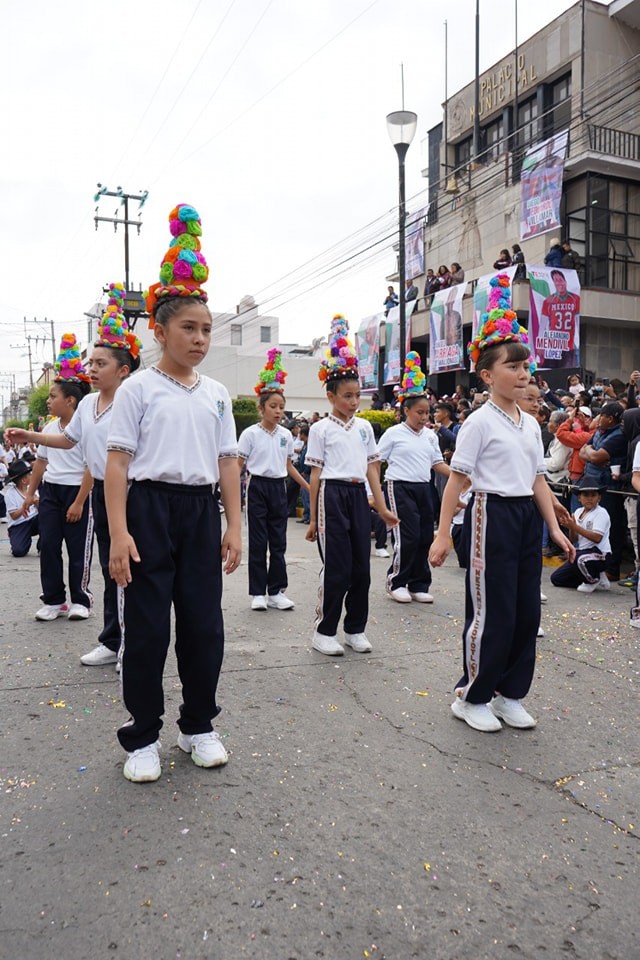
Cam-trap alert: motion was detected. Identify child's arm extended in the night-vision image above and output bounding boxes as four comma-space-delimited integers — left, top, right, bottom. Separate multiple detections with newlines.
429, 470, 468, 566
218, 457, 242, 574
367, 462, 399, 528
305, 466, 322, 542
533, 475, 576, 561
105, 450, 139, 587
6, 427, 74, 450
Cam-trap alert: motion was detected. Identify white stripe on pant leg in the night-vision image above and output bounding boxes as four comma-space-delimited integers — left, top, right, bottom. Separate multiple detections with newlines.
314, 480, 327, 630
117, 584, 126, 696
577, 550, 604, 583
80, 498, 95, 610
386, 480, 401, 593
457, 492, 488, 701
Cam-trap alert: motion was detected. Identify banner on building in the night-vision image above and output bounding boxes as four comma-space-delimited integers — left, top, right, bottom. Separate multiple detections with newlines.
471, 264, 520, 369
356, 313, 382, 390
405, 207, 428, 280
528, 266, 580, 369
519, 131, 568, 241
384, 300, 416, 385
429, 282, 468, 374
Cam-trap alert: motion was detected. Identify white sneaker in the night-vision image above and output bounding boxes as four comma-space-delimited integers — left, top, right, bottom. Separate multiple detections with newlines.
409, 591, 434, 603
251, 595, 268, 611
451, 698, 502, 732
388, 586, 412, 603
177, 731, 228, 768
311, 631, 344, 656
597, 573, 610, 591
35, 603, 69, 621
540, 591, 548, 603
374, 547, 390, 558
68, 603, 90, 620
344, 632, 372, 653
266, 591, 295, 610
80, 643, 118, 666
490, 695, 537, 729
123, 742, 161, 783
537, 626, 545, 637
577, 581, 598, 593
630, 608, 640, 629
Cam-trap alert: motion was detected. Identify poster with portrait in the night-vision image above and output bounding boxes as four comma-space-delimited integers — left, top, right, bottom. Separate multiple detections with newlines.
383, 300, 416, 385
405, 207, 428, 280
429, 282, 467, 374
528, 266, 580, 369
471, 265, 519, 369
519, 131, 568, 241
356, 313, 382, 390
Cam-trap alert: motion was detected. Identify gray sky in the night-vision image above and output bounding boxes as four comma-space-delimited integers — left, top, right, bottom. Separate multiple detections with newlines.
1, 0, 582, 390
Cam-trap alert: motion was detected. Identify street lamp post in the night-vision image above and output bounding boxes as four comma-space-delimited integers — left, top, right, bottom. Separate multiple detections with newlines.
386, 110, 417, 374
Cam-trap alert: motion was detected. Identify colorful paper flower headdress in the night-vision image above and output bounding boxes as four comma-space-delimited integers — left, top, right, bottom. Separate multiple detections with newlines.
145, 203, 209, 326
96, 283, 143, 360
398, 351, 427, 401
54, 333, 90, 383
467, 273, 535, 372
318, 314, 359, 384
255, 348, 287, 396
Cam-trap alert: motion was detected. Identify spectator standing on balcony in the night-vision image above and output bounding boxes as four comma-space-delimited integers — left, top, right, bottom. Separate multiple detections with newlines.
561, 240, 581, 271
383, 286, 398, 316
512, 244, 526, 280
434, 265, 451, 292
493, 249, 512, 270
405, 278, 418, 302
424, 269, 438, 298
544, 240, 563, 268
450, 262, 465, 285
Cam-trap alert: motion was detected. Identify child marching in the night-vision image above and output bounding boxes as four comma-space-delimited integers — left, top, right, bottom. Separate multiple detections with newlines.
429, 274, 574, 732
105, 203, 241, 783
305, 315, 398, 656
238, 348, 310, 611
376, 351, 450, 604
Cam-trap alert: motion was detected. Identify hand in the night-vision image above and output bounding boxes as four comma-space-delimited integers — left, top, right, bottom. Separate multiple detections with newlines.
630, 370, 640, 385
305, 520, 317, 542
221, 529, 241, 574
552, 500, 572, 527
109, 533, 141, 587
429, 533, 451, 567
66, 501, 83, 523
6, 428, 28, 444
21, 495, 35, 518
550, 527, 575, 562
380, 508, 399, 529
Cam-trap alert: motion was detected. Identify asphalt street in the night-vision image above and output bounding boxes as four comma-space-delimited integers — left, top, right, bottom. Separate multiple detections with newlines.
0, 519, 638, 960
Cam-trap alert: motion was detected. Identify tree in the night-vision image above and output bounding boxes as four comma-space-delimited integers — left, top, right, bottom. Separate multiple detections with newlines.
28, 384, 50, 423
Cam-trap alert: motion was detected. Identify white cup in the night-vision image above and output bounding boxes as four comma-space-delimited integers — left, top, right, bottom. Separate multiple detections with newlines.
611, 464, 621, 479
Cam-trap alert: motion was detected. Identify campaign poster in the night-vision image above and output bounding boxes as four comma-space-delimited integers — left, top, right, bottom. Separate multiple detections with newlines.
429, 282, 467, 373
405, 207, 427, 280
471, 264, 519, 369
356, 313, 382, 390
520, 131, 568, 241
383, 300, 416, 385
528, 266, 580, 369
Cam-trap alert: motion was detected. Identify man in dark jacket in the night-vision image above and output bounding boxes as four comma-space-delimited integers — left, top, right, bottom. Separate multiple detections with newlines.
561, 240, 581, 271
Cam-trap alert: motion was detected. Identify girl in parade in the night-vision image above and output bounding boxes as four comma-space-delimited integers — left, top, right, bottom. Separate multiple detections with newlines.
105, 203, 241, 783
376, 351, 450, 604
429, 274, 574, 733
9, 285, 143, 666
20, 335, 93, 621
305, 315, 398, 656
238, 349, 310, 611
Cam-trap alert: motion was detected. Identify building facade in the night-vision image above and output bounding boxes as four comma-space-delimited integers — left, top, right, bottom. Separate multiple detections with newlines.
405, 0, 640, 390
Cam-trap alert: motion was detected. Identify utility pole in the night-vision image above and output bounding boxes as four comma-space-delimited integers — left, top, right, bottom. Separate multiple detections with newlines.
11, 342, 34, 388
94, 184, 149, 328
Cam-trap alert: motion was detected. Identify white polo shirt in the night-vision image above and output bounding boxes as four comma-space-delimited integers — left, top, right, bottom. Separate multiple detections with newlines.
450, 401, 545, 496
238, 423, 293, 478
63, 393, 112, 480
107, 366, 237, 485
306, 415, 379, 482
3, 484, 38, 529
377, 422, 444, 481
574, 503, 611, 554
37, 419, 87, 485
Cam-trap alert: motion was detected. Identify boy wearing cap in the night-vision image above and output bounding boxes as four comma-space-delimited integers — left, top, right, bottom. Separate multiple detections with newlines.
550, 478, 611, 593
3, 459, 39, 557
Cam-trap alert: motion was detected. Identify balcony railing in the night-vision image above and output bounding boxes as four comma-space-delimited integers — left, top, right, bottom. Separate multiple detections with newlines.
588, 124, 640, 161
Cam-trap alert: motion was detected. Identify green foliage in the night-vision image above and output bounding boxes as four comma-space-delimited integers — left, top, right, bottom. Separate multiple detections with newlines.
4, 419, 30, 431
27, 384, 50, 422
356, 410, 396, 433
232, 397, 258, 415
234, 412, 260, 436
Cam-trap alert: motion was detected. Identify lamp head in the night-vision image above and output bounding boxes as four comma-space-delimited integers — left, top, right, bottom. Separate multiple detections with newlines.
386, 110, 417, 148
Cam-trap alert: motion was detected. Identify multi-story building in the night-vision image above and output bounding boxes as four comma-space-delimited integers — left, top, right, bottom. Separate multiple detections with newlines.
404, 0, 640, 391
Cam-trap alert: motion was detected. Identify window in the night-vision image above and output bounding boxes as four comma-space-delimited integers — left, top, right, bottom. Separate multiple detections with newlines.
549, 74, 571, 135
260, 326, 271, 343
517, 96, 539, 149
482, 117, 504, 162
455, 136, 472, 172
230, 323, 242, 346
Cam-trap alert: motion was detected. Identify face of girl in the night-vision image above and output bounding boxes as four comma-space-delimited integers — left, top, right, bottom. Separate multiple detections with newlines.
155, 303, 212, 371
46, 383, 75, 419
88, 347, 128, 392
479, 348, 532, 408
329, 380, 360, 421
404, 398, 430, 430
260, 393, 285, 428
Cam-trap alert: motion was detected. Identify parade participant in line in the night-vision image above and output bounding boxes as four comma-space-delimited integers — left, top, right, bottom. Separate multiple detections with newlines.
21, 334, 93, 621
9, 285, 143, 667
2, 459, 39, 557
429, 274, 574, 733
105, 203, 241, 783
376, 351, 450, 603
305, 315, 398, 656
550, 478, 611, 593
238, 348, 310, 611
